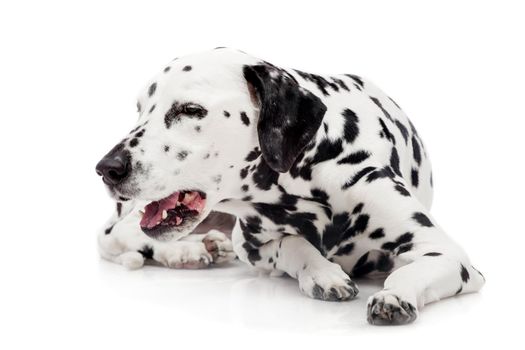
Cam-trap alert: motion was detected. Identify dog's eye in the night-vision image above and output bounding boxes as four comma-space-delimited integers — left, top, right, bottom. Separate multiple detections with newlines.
165, 102, 208, 128
181, 104, 207, 117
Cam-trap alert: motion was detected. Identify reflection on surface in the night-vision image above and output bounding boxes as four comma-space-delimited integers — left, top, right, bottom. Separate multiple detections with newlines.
98, 259, 482, 333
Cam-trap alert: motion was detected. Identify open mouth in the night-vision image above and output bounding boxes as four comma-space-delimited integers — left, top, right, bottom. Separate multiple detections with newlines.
139, 190, 206, 238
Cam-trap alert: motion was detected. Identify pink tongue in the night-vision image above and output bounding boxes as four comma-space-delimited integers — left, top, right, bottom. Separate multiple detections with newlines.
140, 192, 179, 229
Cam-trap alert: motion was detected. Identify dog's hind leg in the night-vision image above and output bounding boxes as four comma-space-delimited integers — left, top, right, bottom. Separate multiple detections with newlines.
341, 171, 485, 325
367, 251, 485, 325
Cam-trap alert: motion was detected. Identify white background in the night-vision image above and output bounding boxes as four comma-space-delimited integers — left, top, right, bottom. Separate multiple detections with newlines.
1, 0, 524, 349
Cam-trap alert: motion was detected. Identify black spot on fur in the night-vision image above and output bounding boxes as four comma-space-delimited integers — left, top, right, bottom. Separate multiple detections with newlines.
460, 264, 470, 283
104, 225, 114, 235
182, 65, 192, 72
352, 203, 364, 214
352, 253, 375, 277
342, 166, 377, 189
289, 154, 312, 180
309, 188, 332, 218
376, 252, 394, 272
338, 150, 371, 165
382, 232, 414, 251
331, 77, 350, 91
176, 150, 189, 161
247, 249, 262, 264
412, 136, 422, 165
411, 168, 419, 187
396, 243, 413, 255
378, 117, 396, 145
324, 211, 370, 249
322, 213, 350, 250
472, 266, 485, 281
239, 216, 263, 247
194, 125, 201, 132
455, 286, 463, 295
148, 83, 157, 97
344, 74, 364, 90
164, 145, 170, 152
255, 203, 320, 250
292, 139, 344, 181
129, 138, 139, 147
163, 66, 171, 73
395, 120, 409, 144
116, 202, 122, 217
310, 188, 329, 205
366, 166, 395, 183
335, 243, 355, 256
149, 104, 156, 114
423, 252, 442, 257
311, 138, 343, 165
137, 102, 142, 113
278, 190, 299, 211
369, 228, 385, 239
370, 97, 393, 121
241, 184, 249, 192
223, 111, 230, 118
240, 111, 250, 126
138, 245, 154, 259
395, 184, 411, 196
252, 160, 279, 190
295, 70, 338, 96
342, 109, 360, 143
388, 96, 401, 109
412, 212, 433, 227
240, 166, 249, 179
245, 147, 261, 162
212, 174, 222, 184
390, 148, 402, 177
341, 214, 369, 241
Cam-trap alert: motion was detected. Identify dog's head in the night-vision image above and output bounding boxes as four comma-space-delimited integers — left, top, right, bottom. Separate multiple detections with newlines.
96, 48, 326, 241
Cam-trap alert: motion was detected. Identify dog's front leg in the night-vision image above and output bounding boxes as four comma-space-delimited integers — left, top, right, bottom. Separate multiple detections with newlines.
234, 230, 359, 301
98, 205, 235, 269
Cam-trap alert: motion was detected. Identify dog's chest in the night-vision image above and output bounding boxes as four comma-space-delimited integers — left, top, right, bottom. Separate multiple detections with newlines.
240, 192, 372, 255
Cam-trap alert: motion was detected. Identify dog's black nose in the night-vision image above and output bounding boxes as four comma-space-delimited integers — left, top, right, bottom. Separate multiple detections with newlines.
96, 149, 131, 185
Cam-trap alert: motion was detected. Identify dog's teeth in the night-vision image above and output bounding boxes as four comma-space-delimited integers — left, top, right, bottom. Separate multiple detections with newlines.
139, 210, 145, 217
162, 210, 168, 219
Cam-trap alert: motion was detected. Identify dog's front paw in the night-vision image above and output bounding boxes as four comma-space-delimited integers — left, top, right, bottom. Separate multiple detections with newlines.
161, 244, 213, 269
367, 291, 418, 325
202, 230, 236, 264
298, 263, 359, 301
117, 251, 145, 270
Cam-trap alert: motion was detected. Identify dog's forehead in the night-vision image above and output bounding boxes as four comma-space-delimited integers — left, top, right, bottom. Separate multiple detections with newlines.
137, 48, 257, 103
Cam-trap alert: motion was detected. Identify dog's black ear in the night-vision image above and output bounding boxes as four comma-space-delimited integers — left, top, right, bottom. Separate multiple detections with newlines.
243, 64, 326, 173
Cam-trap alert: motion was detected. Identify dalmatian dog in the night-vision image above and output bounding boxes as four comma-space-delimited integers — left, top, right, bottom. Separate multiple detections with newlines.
96, 48, 485, 325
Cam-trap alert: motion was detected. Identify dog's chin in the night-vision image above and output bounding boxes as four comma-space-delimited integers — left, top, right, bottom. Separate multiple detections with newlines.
138, 190, 207, 241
